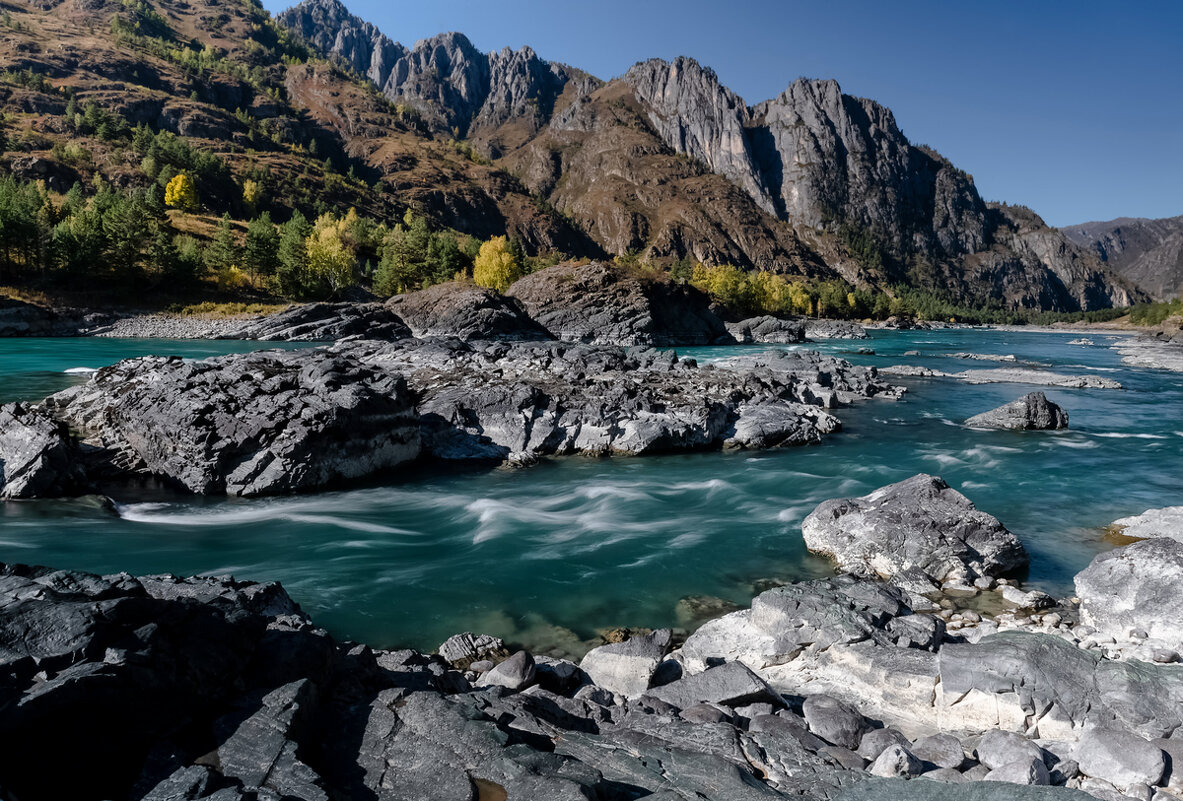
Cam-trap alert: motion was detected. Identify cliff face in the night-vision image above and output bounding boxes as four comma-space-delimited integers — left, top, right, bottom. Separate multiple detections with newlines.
274, 0, 1149, 310
1063, 216, 1183, 301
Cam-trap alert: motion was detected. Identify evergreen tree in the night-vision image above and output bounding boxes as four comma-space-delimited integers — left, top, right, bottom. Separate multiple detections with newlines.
275, 211, 311, 297
203, 213, 237, 275
243, 212, 280, 281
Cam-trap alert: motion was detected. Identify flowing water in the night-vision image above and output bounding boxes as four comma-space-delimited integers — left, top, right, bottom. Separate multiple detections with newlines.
2, 330, 1181, 655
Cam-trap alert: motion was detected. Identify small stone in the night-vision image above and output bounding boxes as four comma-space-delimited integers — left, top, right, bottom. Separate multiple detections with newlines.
818, 746, 867, 770
1152, 650, 1180, 664
919, 767, 967, 783
679, 703, 731, 724
868, 744, 923, 778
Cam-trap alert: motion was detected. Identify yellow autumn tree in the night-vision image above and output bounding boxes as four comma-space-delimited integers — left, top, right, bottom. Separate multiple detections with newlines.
242, 178, 264, 213
473, 235, 522, 293
164, 172, 198, 211
304, 213, 356, 296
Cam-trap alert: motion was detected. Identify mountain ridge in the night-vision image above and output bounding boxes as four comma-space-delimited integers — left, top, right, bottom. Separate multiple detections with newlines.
277, 0, 1146, 312
1063, 215, 1183, 301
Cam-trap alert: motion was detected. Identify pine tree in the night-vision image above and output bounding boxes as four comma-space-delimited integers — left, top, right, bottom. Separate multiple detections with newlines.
243, 212, 280, 281
203, 213, 237, 275
275, 211, 311, 297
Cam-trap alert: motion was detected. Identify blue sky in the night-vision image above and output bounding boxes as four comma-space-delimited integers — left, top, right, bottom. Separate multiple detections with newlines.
262, 0, 1183, 226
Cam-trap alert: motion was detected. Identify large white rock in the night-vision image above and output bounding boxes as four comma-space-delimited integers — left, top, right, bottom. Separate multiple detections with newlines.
1075, 538, 1183, 646
801, 474, 1028, 584
1074, 728, 1166, 790
1109, 506, 1183, 543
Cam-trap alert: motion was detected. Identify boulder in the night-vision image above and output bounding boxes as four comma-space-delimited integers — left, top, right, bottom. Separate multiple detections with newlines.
0, 402, 82, 499
1074, 729, 1166, 789
868, 744, 923, 778
477, 650, 536, 691
386, 281, 552, 341
965, 392, 1069, 430
1075, 538, 1183, 645
805, 319, 868, 340
644, 660, 782, 709
726, 315, 806, 344
983, 757, 1051, 785
801, 474, 1028, 585
506, 261, 731, 346
579, 630, 668, 698
227, 302, 411, 341
857, 728, 910, 761
437, 632, 509, 669
975, 730, 1046, 771
802, 694, 871, 750
911, 733, 966, 769
46, 349, 420, 496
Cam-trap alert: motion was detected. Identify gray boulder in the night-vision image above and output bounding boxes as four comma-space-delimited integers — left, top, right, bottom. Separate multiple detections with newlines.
801, 473, 1028, 585
1075, 538, 1183, 645
965, 392, 1068, 430
868, 744, 923, 778
726, 315, 806, 344
911, 733, 966, 769
437, 632, 509, 669
802, 694, 871, 750
579, 630, 669, 698
1074, 729, 1166, 789
0, 402, 82, 499
857, 728, 910, 761
46, 349, 420, 496
983, 757, 1051, 785
386, 282, 552, 341
805, 319, 869, 340
507, 261, 731, 346
477, 650, 536, 691
644, 660, 782, 709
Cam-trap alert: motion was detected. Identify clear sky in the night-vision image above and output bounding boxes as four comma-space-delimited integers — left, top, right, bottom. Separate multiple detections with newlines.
261, 0, 1182, 227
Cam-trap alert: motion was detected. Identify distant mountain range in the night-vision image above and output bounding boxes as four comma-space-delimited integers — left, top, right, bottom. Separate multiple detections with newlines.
2, 0, 1168, 310
1063, 216, 1183, 302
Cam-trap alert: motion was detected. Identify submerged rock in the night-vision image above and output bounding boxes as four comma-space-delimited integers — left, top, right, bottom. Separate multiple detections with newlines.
0, 402, 82, 499
386, 281, 553, 341
46, 349, 420, 496
506, 261, 731, 346
881, 364, 1123, 389
800, 474, 1028, 585
965, 391, 1069, 430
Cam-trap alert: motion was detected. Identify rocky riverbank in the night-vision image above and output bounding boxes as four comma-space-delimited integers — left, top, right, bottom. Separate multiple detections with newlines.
3, 475, 1178, 801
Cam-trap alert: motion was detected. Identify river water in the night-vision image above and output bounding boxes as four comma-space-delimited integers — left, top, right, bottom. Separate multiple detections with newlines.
1, 330, 1180, 655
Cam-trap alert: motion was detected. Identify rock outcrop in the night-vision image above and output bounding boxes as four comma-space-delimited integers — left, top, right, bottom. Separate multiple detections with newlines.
386, 281, 552, 341
805, 320, 869, 340
341, 337, 888, 461
882, 364, 1123, 389
800, 474, 1028, 586
0, 296, 105, 336
0, 402, 81, 499
45, 349, 420, 496
726, 315, 806, 344
225, 302, 411, 342
1108, 505, 1183, 543
965, 392, 1069, 430
506, 261, 732, 346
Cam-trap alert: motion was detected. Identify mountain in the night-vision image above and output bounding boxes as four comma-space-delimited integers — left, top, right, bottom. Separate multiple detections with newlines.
277, 0, 1144, 311
0, 0, 1145, 312
1063, 216, 1183, 302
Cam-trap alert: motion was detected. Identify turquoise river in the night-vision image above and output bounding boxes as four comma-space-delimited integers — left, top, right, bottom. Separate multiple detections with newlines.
2, 330, 1181, 656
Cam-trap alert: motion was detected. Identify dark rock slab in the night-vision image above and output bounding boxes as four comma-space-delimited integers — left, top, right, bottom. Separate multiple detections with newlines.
387, 281, 552, 340
227, 301, 411, 341
507, 261, 732, 346
0, 402, 83, 499
46, 349, 420, 496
